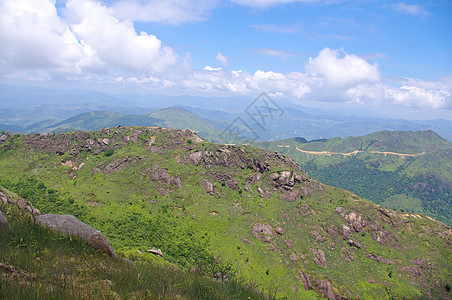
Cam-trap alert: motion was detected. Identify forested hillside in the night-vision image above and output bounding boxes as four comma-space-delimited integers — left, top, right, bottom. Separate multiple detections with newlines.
257, 130, 452, 225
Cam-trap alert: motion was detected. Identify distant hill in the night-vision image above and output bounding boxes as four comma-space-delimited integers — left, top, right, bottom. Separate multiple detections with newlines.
256, 130, 452, 225
147, 107, 222, 142
9, 108, 223, 142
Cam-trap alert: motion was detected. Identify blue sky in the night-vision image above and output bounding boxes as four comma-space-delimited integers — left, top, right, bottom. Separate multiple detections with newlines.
1, 0, 451, 119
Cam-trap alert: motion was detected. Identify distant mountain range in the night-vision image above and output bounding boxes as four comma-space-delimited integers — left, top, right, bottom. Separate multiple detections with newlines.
256, 130, 452, 225
1, 84, 452, 141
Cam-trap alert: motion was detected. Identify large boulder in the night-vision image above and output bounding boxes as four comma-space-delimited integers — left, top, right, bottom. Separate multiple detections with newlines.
0, 210, 10, 233
35, 214, 117, 257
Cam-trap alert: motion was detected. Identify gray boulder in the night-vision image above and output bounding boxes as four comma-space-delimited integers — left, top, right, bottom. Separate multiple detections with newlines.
36, 214, 117, 257
0, 209, 10, 233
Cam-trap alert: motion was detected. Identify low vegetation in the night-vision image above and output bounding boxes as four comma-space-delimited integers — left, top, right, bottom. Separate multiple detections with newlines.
0, 127, 451, 299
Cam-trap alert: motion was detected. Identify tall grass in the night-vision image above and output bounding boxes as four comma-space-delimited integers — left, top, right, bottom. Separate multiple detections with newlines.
0, 203, 264, 300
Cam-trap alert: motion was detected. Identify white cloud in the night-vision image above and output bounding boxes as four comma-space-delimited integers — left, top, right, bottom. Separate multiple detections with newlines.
0, 0, 178, 79
0, 0, 84, 75
111, 0, 218, 25
249, 48, 298, 60
216, 53, 229, 68
306, 48, 380, 88
392, 3, 430, 17
67, 0, 177, 74
347, 79, 450, 109
204, 66, 223, 71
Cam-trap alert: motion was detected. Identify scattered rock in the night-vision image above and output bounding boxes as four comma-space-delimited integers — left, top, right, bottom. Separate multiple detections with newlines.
348, 240, 362, 249
201, 178, 214, 195
284, 240, 294, 248
103, 157, 136, 174
0, 209, 10, 233
252, 223, 277, 243
137, 249, 143, 255
344, 211, 366, 232
327, 226, 338, 239
35, 214, 117, 257
241, 238, 252, 244
290, 253, 298, 261
298, 270, 344, 300
311, 248, 327, 268
340, 225, 351, 240
365, 253, 393, 264
148, 248, 164, 257
335, 206, 346, 216
341, 247, 354, 262
275, 226, 285, 235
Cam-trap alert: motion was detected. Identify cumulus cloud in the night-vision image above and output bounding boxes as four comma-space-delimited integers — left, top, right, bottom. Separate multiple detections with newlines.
112, 0, 218, 25
67, 0, 177, 73
347, 79, 450, 109
306, 48, 380, 88
0, 0, 177, 79
0, 0, 449, 111
392, 3, 430, 17
0, 0, 84, 75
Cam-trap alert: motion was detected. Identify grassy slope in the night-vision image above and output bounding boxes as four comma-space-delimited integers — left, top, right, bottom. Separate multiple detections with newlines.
0, 128, 451, 299
256, 130, 452, 225
0, 187, 263, 300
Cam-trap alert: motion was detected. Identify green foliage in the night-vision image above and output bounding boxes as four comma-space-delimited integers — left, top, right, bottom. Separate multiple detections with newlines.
0, 176, 88, 220
0, 202, 264, 300
104, 148, 114, 157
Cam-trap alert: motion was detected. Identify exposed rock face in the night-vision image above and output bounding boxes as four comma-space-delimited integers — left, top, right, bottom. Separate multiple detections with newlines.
365, 253, 393, 264
143, 165, 183, 195
275, 226, 285, 235
299, 270, 345, 300
340, 225, 352, 240
252, 223, 277, 243
311, 248, 327, 268
0, 134, 9, 146
103, 157, 137, 174
341, 247, 354, 262
201, 178, 214, 195
0, 210, 10, 233
36, 214, 117, 257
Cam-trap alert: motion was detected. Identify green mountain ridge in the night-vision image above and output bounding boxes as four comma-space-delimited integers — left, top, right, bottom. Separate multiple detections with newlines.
0, 127, 450, 299
256, 130, 452, 225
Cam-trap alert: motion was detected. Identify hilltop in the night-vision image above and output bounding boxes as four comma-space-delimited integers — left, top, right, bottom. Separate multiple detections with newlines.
256, 130, 452, 225
0, 127, 451, 299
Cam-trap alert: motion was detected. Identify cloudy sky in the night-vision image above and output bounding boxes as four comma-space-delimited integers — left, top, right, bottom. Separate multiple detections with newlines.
1, 0, 451, 118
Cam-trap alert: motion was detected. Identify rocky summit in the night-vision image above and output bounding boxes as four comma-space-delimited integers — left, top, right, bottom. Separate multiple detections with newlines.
0, 126, 451, 299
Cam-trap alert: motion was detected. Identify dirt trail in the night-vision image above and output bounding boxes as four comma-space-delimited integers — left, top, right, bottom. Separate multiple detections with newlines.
294, 147, 425, 157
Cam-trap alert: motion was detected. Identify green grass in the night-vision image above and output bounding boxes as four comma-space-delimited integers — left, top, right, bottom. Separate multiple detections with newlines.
0, 197, 264, 300
0, 127, 451, 299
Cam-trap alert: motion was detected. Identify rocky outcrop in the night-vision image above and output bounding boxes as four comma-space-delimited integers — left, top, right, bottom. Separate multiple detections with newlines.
0, 134, 9, 146
252, 223, 277, 243
299, 270, 345, 300
275, 226, 285, 235
103, 157, 137, 174
311, 248, 327, 268
0, 210, 10, 233
365, 253, 393, 264
201, 178, 214, 195
36, 214, 117, 257
143, 165, 183, 195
